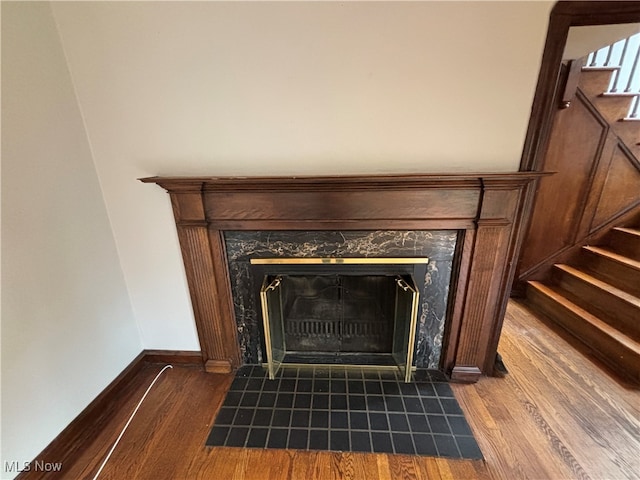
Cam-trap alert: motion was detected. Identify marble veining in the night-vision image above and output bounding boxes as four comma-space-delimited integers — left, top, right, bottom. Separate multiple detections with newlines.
224, 231, 458, 369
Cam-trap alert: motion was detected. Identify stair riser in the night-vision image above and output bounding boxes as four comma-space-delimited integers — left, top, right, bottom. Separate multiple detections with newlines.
552, 268, 640, 341
608, 230, 640, 261
579, 69, 616, 98
527, 284, 640, 382
590, 96, 635, 123
577, 250, 640, 297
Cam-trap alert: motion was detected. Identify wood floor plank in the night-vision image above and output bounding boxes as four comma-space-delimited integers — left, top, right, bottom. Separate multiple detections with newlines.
503, 302, 640, 478
454, 379, 574, 480
351, 453, 381, 479
375, 453, 393, 480
334, 452, 357, 479
414, 457, 444, 480
387, 454, 421, 480
17, 300, 640, 480
290, 451, 317, 480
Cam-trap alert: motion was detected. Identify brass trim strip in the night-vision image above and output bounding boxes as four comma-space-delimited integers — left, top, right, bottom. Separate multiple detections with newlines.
260, 363, 417, 372
260, 277, 283, 380
251, 257, 429, 265
404, 282, 421, 383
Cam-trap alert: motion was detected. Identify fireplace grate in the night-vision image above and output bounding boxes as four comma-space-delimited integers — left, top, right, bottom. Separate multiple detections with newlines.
284, 319, 390, 338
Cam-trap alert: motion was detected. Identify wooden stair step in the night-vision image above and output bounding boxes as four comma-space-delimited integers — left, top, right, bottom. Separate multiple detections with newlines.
592, 94, 636, 123
614, 226, 640, 236
579, 245, 640, 297
601, 92, 639, 98
609, 227, 640, 261
579, 67, 618, 98
553, 264, 640, 341
527, 281, 640, 351
583, 245, 640, 269
527, 281, 640, 382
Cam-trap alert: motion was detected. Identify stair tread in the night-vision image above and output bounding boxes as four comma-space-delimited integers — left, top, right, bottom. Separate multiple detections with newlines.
614, 227, 640, 237
582, 66, 619, 72
528, 281, 640, 353
554, 264, 640, 307
600, 92, 640, 98
583, 245, 640, 270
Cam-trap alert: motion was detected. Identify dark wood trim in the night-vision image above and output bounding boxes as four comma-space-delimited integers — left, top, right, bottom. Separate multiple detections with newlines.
450, 365, 482, 383
15, 350, 204, 480
519, 13, 571, 172
552, 1, 640, 26
141, 173, 547, 191
560, 59, 586, 108
143, 349, 204, 366
440, 230, 474, 375
202, 219, 478, 231
441, 229, 476, 374
143, 173, 545, 381
205, 359, 237, 373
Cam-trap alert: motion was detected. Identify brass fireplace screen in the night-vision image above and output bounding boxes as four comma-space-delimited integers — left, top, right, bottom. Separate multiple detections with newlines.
252, 257, 428, 382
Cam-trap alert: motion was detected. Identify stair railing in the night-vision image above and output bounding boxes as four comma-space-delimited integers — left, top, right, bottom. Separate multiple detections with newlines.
587, 32, 640, 119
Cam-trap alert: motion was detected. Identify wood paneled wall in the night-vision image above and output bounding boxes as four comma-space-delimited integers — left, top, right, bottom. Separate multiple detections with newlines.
143, 173, 542, 382
516, 71, 640, 287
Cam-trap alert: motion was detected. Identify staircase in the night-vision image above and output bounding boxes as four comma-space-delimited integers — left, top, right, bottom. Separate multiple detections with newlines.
523, 36, 640, 383
583, 33, 640, 157
526, 226, 640, 383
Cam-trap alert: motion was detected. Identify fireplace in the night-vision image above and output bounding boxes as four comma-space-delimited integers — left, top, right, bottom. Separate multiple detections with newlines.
224, 230, 453, 373
253, 257, 428, 381
141, 173, 542, 382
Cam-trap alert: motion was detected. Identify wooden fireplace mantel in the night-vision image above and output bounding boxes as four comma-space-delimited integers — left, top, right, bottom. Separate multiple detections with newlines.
141, 173, 545, 382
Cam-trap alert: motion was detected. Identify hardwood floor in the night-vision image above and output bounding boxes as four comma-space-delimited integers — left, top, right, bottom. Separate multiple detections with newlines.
26, 300, 640, 479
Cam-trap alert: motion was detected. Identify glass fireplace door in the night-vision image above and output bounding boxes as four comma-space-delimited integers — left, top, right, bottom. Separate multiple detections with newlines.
392, 276, 420, 383
260, 276, 286, 379
254, 257, 427, 382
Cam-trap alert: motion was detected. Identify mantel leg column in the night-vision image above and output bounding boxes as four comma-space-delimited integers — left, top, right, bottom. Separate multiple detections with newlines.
176, 225, 241, 373
451, 223, 511, 382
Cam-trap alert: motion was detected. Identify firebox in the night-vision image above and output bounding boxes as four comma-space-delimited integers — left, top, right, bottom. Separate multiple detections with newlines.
251, 258, 428, 382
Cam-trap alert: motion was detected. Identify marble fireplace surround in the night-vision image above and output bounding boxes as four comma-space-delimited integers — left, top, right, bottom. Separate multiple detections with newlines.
142, 173, 541, 383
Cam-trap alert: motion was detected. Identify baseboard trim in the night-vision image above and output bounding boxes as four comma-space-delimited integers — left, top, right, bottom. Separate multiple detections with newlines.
205, 358, 233, 373
143, 349, 204, 366
15, 349, 203, 480
450, 365, 482, 383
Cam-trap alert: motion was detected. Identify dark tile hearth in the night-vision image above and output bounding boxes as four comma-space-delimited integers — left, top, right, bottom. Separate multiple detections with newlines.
206, 365, 483, 459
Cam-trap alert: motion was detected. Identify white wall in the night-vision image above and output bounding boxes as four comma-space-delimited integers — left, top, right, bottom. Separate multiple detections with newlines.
49, 1, 554, 353
564, 23, 640, 60
1, 3, 142, 476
